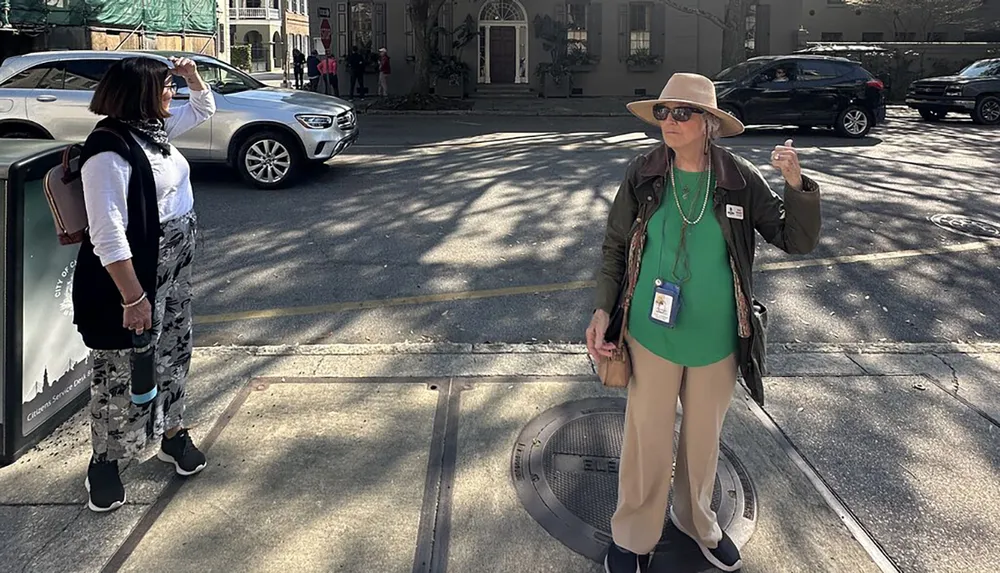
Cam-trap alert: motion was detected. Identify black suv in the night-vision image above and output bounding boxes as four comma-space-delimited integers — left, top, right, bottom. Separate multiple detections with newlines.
714, 55, 887, 138
906, 59, 1000, 125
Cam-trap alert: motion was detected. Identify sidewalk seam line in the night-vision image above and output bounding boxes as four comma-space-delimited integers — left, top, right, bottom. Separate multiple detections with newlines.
100, 381, 254, 572
744, 396, 902, 573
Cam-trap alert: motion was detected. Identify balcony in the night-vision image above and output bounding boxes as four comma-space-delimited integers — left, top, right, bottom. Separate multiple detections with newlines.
230, 7, 281, 21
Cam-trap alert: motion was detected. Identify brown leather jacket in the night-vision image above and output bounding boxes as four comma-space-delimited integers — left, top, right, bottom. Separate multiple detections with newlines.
596, 143, 822, 405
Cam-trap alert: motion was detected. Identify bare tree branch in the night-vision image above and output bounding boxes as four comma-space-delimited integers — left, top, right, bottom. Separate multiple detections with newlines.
654, 0, 731, 30
848, 0, 983, 38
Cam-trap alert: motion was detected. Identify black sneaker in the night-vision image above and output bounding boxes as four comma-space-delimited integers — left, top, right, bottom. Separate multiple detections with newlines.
670, 507, 743, 571
157, 429, 207, 476
604, 542, 652, 573
85, 459, 126, 513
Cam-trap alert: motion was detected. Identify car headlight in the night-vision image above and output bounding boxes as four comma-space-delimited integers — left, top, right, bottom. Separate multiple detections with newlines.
296, 114, 334, 129
945, 84, 964, 97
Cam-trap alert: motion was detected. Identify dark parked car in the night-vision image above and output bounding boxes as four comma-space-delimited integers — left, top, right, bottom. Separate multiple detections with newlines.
714, 55, 887, 138
906, 58, 1000, 125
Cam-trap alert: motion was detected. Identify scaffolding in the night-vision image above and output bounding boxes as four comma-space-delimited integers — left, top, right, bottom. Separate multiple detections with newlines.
6, 0, 217, 39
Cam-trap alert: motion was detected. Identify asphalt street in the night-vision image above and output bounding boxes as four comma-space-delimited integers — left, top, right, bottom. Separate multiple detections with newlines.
188, 109, 1000, 347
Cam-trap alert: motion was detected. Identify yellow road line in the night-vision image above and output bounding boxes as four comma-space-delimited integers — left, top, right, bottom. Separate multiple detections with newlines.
194, 240, 997, 325
756, 240, 995, 272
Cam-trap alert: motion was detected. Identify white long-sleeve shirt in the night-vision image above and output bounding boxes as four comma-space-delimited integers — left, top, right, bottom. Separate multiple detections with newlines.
81, 88, 216, 266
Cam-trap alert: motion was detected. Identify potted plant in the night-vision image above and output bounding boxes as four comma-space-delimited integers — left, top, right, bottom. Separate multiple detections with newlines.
533, 15, 585, 98
626, 48, 663, 72
534, 62, 572, 98
430, 15, 478, 98
567, 48, 599, 73
433, 55, 471, 98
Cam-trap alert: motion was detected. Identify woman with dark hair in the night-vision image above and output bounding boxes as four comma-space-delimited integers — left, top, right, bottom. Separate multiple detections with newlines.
75, 56, 215, 513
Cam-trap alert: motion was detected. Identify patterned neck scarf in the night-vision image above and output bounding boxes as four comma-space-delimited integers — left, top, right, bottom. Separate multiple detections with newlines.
123, 118, 171, 155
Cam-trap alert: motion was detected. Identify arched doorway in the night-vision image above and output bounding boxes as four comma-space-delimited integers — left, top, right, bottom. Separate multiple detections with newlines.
477, 0, 528, 84
272, 31, 283, 69
245, 30, 267, 72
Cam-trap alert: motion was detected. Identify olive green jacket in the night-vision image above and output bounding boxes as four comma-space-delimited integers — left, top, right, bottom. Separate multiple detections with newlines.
596, 143, 822, 405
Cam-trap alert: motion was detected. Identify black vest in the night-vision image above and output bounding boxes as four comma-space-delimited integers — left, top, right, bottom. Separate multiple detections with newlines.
72, 119, 162, 350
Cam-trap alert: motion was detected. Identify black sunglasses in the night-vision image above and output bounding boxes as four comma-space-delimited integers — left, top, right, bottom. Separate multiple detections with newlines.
652, 104, 705, 122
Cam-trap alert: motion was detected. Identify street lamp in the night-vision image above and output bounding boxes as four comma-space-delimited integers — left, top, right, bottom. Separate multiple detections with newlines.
279, 0, 290, 87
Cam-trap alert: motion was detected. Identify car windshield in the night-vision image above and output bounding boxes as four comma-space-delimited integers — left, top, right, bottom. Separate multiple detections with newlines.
174, 59, 264, 94
715, 61, 767, 81
958, 60, 1000, 78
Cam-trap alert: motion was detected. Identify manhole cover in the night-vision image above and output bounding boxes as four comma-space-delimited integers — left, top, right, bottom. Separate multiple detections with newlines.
930, 214, 1000, 240
512, 398, 756, 568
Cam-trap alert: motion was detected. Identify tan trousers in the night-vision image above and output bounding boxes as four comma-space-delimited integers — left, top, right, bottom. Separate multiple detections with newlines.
610, 335, 737, 555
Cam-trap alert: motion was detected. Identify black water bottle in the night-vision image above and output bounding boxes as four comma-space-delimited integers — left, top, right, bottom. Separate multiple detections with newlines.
130, 331, 158, 405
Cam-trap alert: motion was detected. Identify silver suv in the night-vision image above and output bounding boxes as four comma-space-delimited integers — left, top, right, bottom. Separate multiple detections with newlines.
0, 50, 358, 189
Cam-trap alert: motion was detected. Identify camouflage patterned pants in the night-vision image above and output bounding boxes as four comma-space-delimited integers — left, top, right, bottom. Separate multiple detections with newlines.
89, 211, 197, 463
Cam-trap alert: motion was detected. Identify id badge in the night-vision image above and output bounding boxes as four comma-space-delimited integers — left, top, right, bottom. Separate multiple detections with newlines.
649, 281, 681, 328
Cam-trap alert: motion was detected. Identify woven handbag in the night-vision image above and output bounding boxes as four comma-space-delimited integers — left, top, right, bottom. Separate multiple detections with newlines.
596, 214, 649, 388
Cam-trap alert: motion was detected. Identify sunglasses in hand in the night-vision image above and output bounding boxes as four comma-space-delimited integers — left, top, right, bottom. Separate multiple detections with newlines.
652, 104, 705, 123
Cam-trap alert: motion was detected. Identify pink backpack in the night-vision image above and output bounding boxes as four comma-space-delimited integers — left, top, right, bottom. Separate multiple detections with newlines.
43, 128, 123, 245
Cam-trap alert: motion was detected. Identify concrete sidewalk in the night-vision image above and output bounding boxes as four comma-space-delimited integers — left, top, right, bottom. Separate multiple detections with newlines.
1, 342, 998, 572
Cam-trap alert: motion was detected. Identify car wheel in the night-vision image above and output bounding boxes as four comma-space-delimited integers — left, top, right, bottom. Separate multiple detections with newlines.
972, 95, 1000, 125
0, 124, 48, 139
918, 108, 947, 122
236, 131, 302, 189
835, 106, 873, 138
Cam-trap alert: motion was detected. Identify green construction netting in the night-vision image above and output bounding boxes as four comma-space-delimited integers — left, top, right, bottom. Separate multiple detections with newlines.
9, 0, 217, 34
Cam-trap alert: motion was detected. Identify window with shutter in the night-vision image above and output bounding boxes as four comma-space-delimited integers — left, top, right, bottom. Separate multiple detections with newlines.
586, 3, 601, 58
404, 2, 414, 60
439, 2, 453, 55
375, 2, 387, 51
617, 5, 628, 61
555, 2, 566, 24
628, 3, 651, 55
566, 3, 587, 54
349, 2, 374, 52
649, 3, 664, 57
336, 2, 349, 56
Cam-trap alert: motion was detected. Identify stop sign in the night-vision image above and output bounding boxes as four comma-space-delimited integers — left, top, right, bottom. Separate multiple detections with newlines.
320, 18, 331, 51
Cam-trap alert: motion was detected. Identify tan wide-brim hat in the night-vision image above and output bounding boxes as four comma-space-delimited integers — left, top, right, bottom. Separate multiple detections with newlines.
627, 72, 745, 137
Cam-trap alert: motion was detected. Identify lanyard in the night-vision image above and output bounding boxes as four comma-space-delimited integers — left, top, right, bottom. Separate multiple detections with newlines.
655, 165, 712, 285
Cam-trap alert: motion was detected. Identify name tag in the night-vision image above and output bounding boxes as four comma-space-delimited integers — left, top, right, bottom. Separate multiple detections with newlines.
650, 282, 681, 328
726, 204, 744, 220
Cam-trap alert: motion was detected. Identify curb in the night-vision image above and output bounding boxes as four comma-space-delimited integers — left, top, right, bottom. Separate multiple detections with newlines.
194, 341, 1000, 357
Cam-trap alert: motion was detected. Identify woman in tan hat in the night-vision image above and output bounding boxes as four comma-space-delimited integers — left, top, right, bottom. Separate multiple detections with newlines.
586, 72, 822, 572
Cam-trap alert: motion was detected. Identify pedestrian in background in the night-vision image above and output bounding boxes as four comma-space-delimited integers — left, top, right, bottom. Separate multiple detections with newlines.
76, 56, 215, 513
587, 73, 821, 572
377, 47, 391, 97
319, 53, 339, 97
292, 48, 305, 89
306, 50, 321, 92
347, 46, 366, 98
